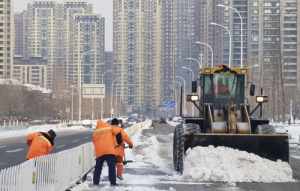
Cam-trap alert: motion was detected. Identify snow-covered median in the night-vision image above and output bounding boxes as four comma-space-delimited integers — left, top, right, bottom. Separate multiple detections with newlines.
0, 124, 86, 139
182, 146, 294, 183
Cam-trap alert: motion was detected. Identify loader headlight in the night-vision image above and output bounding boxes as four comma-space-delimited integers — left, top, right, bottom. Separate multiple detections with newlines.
256, 96, 268, 103
187, 95, 199, 102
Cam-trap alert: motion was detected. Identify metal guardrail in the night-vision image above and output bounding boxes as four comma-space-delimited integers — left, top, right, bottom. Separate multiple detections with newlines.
0, 120, 152, 191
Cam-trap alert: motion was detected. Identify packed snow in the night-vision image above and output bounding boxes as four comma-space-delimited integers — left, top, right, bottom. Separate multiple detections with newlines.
182, 146, 294, 183
73, 120, 296, 191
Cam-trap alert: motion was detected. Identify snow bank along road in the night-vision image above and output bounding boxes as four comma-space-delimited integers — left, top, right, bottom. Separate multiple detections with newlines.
0, 128, 93, 169
73, 122, 300, 191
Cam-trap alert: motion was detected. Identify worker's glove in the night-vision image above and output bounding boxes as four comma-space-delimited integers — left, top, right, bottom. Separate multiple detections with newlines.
129, 144, 133, 149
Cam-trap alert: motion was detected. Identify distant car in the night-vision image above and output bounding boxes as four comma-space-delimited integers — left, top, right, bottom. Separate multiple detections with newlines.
46, 119, 60, 124
172, 116, 183, 123
159, 118, 167, 124
29, 120, 45, 125
127, 118, 137, 125
82, 120, 93, 128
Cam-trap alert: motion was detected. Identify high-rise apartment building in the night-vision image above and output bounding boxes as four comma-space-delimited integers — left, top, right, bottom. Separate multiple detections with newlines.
0, 0, 12, 79
14, 11, 27, 57
72, 14, 105, 85
14, 1, 104, 93
280, 0, 300, 114
63, 1, 93, 87
13, 56, 47, 88
26, 1, 58, 90
113, 0, 162, 114
160, 0, 175, 107
174, 0, 202, 99
196, 0, 230, 67
248, 0, 283, 118
230, 0, 248, 67
281, 0, 300, 89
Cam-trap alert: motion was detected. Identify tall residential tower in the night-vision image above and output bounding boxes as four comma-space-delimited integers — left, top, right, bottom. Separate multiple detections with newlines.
0, 0, 12, 79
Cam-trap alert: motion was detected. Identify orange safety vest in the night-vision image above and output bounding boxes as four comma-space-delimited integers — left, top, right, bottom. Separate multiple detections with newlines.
93, 120, 117, 158
26, 132, 53, 160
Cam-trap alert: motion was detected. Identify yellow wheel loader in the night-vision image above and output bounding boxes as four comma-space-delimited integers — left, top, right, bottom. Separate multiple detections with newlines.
173, 65, 289, 173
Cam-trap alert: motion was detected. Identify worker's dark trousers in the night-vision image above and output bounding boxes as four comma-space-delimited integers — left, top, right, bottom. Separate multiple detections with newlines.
93, 155, 117, 185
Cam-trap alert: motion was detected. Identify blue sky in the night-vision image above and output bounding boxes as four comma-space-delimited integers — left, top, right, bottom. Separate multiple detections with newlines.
14, 0, 113, 51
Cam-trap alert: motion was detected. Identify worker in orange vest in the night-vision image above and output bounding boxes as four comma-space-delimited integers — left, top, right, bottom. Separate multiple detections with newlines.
26, 129, 56, 160
92, 120, 118, 186
110, 118, 133, 180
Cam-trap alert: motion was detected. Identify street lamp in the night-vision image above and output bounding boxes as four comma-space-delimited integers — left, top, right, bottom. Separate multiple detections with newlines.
100, 70, 112, 119
217, 4, 244, 68
181, 66, 195, 81
70, 85, 75, 121
176, 76, 187, 116
195, 41, 214, 68
181, 66, 196, 116
185, 57, 202, 69
210, 22, 232, 68
111, 79, 120, 118
78, 49, 95, 121
174, 81, 182, 115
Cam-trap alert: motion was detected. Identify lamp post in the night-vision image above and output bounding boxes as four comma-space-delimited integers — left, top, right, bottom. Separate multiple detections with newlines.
176, 76, 187, 116
184, 57, 202, 69
210, 22, 232, 68
217, 4, 244, 68
174, 81, 182, 115
101, 70, 112, 119
110, 79, 119, 118
181, 66, 195, 80
71, 85, 74, 121
195, 41, 214, 68
181, 66, 196, 116
78, 49, 95, 121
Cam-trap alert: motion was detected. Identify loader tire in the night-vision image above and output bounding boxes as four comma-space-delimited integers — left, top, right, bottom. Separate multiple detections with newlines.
257, 124, 276, 134
173, 123, 184, 174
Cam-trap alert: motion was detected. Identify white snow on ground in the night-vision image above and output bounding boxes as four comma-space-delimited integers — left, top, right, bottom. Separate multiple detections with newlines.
181, 146, 294, 183
72, 120, 296, 191
0, 124, 86, 139
166, 120, 180, 127
72, 121, 175, 191
273, 123, 300, 145
286, 125, 300, 144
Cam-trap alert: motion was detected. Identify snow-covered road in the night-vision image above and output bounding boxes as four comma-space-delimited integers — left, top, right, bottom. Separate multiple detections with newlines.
72, 122, 300, 191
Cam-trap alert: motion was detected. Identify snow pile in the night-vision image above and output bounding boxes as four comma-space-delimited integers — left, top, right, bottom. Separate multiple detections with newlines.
166, 120, 181, 127
24, 83, 52, 94
131, 123, 173, 172
182, 146, 294, 183
0, 78, 21, 85
0, 124, 86, 139
0, 79, 52, 94
286, 125, 300, 144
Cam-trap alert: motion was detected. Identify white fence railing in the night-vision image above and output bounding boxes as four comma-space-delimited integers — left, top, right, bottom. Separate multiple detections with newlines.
0, 143, 94, 191
0, 120, 152, 191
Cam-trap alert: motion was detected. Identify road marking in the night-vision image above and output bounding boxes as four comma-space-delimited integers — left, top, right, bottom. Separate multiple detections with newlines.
0, 145, 7, 149
56, 144, 66, 149
6, 148, 24, 153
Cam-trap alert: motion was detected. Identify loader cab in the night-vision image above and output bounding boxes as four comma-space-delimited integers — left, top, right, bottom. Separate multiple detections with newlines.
200, 65, 246, 105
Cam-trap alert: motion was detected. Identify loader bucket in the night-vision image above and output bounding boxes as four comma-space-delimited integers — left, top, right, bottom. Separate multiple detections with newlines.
184, 134, 289, 162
